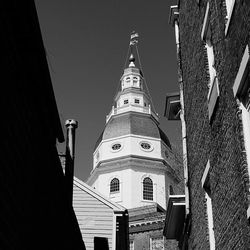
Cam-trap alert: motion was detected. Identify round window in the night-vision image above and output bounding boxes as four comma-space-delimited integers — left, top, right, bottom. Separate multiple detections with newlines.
112, 143, 122, 151
140, 142, 151, 150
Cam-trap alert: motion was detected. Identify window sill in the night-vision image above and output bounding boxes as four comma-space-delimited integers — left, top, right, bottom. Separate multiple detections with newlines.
247, 206, 250, 221
142, 199, 154, 203
225, 0, 236, 36
233, 45, 249, 97
208, 76, 220, 122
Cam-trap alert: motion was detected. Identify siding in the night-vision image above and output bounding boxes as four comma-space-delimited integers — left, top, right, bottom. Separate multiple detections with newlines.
73, 185, 114, 250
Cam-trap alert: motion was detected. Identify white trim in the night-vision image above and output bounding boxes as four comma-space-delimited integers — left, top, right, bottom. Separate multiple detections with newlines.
207, 76, 220, 121
112, 214, 116, 250
201, 160, 211, 188
225, 0, 236, 36
205, 192, 216, 250
247, 206, 250, 220
94, 133, 162, 155
239, 103, 250, 194
233, 45, 250, 97
201, 2, 210, 40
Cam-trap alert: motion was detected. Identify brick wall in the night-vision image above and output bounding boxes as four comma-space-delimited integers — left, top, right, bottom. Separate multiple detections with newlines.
177, 0, 250, 249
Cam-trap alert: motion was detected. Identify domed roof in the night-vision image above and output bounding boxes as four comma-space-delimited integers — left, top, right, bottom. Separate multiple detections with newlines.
94, 112, 171, 150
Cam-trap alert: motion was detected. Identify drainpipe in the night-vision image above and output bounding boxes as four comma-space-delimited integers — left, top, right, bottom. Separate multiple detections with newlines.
65, 119, 78, 204
170, 6, 190, 216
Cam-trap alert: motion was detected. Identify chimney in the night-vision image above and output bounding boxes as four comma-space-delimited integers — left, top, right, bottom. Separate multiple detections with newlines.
65, 119, 78, 204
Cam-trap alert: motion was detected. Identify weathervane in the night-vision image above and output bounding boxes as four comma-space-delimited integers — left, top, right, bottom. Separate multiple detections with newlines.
130, 31, 139, 46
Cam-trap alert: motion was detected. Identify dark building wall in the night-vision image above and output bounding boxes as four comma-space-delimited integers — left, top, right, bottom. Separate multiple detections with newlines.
177, 0, 250, 249
0, 1, 84, 249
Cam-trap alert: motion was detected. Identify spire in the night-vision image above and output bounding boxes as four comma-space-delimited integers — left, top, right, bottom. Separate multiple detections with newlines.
106, 32, 159, 123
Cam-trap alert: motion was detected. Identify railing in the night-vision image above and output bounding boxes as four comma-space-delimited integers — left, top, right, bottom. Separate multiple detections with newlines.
106, 104, 158, 123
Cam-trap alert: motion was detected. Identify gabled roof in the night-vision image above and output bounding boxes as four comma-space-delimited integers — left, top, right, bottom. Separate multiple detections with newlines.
73, 177, 126, 212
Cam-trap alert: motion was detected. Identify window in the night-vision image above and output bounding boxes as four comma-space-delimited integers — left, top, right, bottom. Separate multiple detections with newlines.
126, 77, 130, 82
124, 99, 129, 105
150, 237, 164, 250
112, 143, 121, 151
201, 2, 219, 121
134, 99, 140, 104
233, 45, 250, 219
233, 45, 250, 108
129, 240, 134, 250
133, 77, 138, 84
143, 177, 153, 200
201, 2, 216, 87
223, 0, 236, 35
140, 141, 154, 152
110, 178, 119, 193
202, 161, 215, 250
141, 142, 151, 150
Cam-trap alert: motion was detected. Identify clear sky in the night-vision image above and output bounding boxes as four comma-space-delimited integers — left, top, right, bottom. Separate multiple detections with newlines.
35, 0, 181, 182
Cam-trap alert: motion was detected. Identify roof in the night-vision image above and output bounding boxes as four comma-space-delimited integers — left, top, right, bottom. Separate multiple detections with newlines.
128, 204, 166, 234
94, 112, 171, 150
73, 177, 126, 212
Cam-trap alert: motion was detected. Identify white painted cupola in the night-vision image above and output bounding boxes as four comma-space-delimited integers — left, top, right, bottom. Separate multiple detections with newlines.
87, 33, 179, 210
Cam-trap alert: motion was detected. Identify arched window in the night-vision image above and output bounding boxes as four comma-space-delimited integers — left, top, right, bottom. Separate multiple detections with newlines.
126, 77, 130, 83
143, 177, 153, 200
133, 76, 138, 84
110, 178, 119, 193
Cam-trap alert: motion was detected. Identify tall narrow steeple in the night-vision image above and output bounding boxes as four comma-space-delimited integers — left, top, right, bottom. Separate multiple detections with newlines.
106, 33, 158, 123
88, 33, 175, 211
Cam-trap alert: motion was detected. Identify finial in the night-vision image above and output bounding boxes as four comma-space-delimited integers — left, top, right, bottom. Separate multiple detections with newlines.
129, 53, 135, 67
130, 32, 139, 46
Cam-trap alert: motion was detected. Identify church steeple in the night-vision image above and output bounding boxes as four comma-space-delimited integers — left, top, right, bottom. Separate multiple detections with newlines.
88, 33, 175, 211
106, 33, 159, 123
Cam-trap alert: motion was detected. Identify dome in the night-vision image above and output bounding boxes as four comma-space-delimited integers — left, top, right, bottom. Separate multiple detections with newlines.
94, 112, 171, 150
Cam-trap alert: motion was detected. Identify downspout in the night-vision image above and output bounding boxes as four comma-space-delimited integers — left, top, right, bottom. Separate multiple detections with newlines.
65, 119, 78, 204
172, 7, 190, 216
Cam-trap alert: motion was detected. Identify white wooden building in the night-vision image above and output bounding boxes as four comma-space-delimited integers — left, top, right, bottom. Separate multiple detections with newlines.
73, 177, 128, 250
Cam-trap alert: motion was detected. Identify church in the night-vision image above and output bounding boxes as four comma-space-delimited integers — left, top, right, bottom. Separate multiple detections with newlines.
86, 34, 184, 249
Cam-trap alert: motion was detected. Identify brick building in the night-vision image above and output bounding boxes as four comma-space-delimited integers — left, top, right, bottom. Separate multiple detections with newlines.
0, 1, 84, 249
164, 0, 250, 249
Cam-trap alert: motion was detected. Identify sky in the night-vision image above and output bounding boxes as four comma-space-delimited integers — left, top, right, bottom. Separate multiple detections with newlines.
35, 0, 181, 182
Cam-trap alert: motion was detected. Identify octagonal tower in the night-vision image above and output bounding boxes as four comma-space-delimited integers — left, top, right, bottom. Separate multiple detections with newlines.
87, 38, 178, 210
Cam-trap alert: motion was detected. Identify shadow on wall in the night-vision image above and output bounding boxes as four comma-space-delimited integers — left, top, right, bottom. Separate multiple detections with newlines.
94, 237, 109, 250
